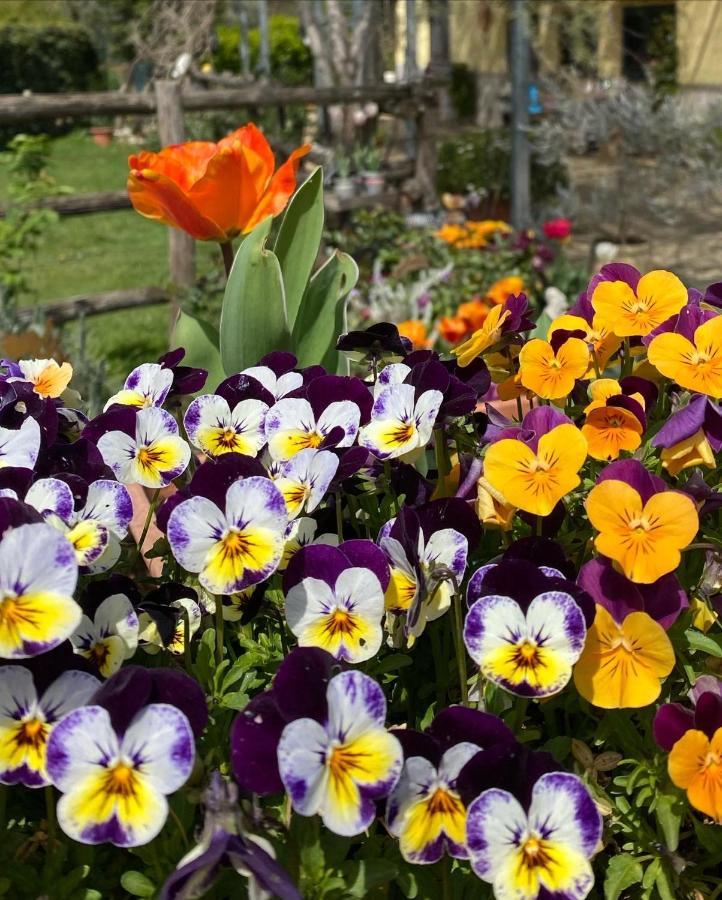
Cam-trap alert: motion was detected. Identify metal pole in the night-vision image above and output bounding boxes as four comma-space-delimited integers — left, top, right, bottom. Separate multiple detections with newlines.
258, 0, 271, 79
510, 0, 531, 230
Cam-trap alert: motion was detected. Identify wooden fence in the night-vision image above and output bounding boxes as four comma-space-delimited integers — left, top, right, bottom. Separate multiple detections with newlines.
2, 77, 441, 328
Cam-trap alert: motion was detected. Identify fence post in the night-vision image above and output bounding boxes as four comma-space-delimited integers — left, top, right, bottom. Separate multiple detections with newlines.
153, 79, 195, 322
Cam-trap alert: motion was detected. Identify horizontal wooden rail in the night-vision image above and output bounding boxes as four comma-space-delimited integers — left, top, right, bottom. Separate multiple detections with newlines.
16, 286, 167, 325
0, 81, 436, 125
0, 190, 131, 218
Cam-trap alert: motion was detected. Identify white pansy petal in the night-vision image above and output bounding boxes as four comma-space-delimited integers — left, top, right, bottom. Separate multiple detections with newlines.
284, 577, 337, 635
0, 418, 41, 469
424, 528, 468, 580
528, 772, 602, 857
96, 430, 137, 483
135, 406, 179, 444
375, 363, 411, 397
25, 478, 74, 521
316, 401, 361, 446
526, 592, 587, 661
278, 717, 330, 816
81, 480, 134, 536
95, 594, 139, 656
463, 595, 528, 665
224, 476, 288, 533
0, 523, 77, 597
264, 398, 316, 459
276, 371, 303, 398
385, 755, 437, 835
413, 389, 444, 444
230, 399, 269, 450
45, 705, 119, 792
437, 742, 482, 784
40, 670, 101, 722
0, 666, 36, 718
167, 496, 227, 574
326, 670, 388, 743
335, 568, 385, 620
466, 788, 528, 882
120, 703, 195, 793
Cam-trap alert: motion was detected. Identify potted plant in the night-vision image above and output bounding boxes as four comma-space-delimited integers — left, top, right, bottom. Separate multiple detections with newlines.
333, 152, 355, 202
355, 146, 385, 196
89, 124, 114, 147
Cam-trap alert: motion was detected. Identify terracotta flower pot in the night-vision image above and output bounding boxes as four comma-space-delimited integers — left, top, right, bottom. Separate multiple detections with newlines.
89, 125, 114, 147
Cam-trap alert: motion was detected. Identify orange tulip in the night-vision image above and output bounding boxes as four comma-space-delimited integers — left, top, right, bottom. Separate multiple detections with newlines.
438, 315, 470, 345
397, 320, 431, 350
128, 124, 310, 242
457, 300, 490, 332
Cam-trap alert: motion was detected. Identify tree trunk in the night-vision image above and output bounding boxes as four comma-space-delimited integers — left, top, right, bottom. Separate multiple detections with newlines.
510, 0, 531, 229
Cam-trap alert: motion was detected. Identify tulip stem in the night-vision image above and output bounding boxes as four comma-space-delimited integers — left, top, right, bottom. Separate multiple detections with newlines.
220, 241, 234, 279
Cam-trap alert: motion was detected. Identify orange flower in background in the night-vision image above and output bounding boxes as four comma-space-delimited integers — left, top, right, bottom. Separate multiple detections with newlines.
486, 275, 524, 305
397, 320, 431, 350
457, 299, 489, 332
438, 315, 470, 345
573, 606, 675, 709
591, 270, 687, 337
518, 337, 590, 400
436, 220, 511, 249
647, 315, 722, 397
668, 728, 722, 822
128, 124, 310, 242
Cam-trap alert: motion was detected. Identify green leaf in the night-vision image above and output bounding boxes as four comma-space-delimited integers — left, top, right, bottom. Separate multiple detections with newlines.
655, 790, 684, 851
120, 871, 155, 898
172, 310, 225, 393
219, 690, 251, 710
341, 859, 399, 897
685, 629, 722, 658
220, 217, 289, 374
604, 854, 644, 900
292, 250, 358, 370
529, 311, 552, 341
274, 166, 325, 330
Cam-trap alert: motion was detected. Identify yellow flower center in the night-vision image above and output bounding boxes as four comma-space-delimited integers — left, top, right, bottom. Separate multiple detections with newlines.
137, 445, 163, 469
520, 834, 553, 869
322, 609, 360, 637
427, 786, 464, 816
14, 717, 47, 750
219, 428, 239, 447
0, 595, 23, 629
704, 750, 721, 771
306, 432, 324, 449
328, 742, 368, 780
88, 640, 111, 669
103, 762, 138, 797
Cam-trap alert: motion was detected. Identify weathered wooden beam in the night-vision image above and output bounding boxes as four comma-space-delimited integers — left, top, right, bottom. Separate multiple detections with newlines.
15, 287, 167, 325
0, 190, 130, 218
0, 82, 436, 125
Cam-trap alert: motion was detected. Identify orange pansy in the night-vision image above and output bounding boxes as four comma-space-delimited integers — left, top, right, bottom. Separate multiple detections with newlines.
668, 728, 722, 822
483, 424, 587, 517
518, 337, 590, 400
548, 314, 621, 374
591, 270, 687, 337
660, 429, 716, 476
585, 480, 698, 583
647, 315, 722, 397
573, 605, 675, 709
582, 406, 643, 461
476, 476, 516, 531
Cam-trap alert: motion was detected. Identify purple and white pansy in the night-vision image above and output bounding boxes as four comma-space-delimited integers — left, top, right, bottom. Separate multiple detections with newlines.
466, 772, 602, 900
46, 702, 195, 847
96, 407, 190, 489
184, 392, 269, 459
23, 477, 133, 570
167, 476, 288, 595
0, 523, 81, 659
104, 362, 174, 410
277, 670, 403, 836
0, 665, 100, 787
463, 560, 589, 698
271, 447, 339, 518
264, 375, 369, 461
70, 592, 139, 677
359, 381, 443, 460
283, 543, 389, 662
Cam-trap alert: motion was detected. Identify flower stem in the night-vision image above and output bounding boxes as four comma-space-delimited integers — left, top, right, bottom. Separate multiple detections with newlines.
434, 428, 451, 495
220, 241, 234, 279
44, 785, 56, 855
136, 488, 160, 564
215, 594, 224, 666
591, 347, 602, 379
335, 492, 344, 540
451, 586, 469, 706
515, 395, 524, 422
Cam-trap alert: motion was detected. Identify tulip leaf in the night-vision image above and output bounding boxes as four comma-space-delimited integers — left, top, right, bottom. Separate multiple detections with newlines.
171, 310, 225, 393
274, 166, 325, 331
220, 217, 289, 374
292, 250, 358, 371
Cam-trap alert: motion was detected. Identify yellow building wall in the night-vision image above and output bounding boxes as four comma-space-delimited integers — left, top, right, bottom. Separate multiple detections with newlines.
676, 0, 722, 86
448, 0, 507, 74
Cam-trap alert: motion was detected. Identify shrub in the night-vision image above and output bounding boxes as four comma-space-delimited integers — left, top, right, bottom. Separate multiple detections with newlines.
437, 129, 568, 206
450, 62, 477, 120
214, 15, 312, 85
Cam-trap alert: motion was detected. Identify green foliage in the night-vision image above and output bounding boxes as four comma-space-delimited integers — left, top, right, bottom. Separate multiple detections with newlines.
220, 168, 355, 373
450, 63, 477, 121
214, 15, 312, 85
437, 130, 567, 205
0, 134, 61, 327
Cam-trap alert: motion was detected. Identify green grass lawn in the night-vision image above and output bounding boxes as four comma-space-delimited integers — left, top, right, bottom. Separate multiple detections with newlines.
1, 130, 221, 389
